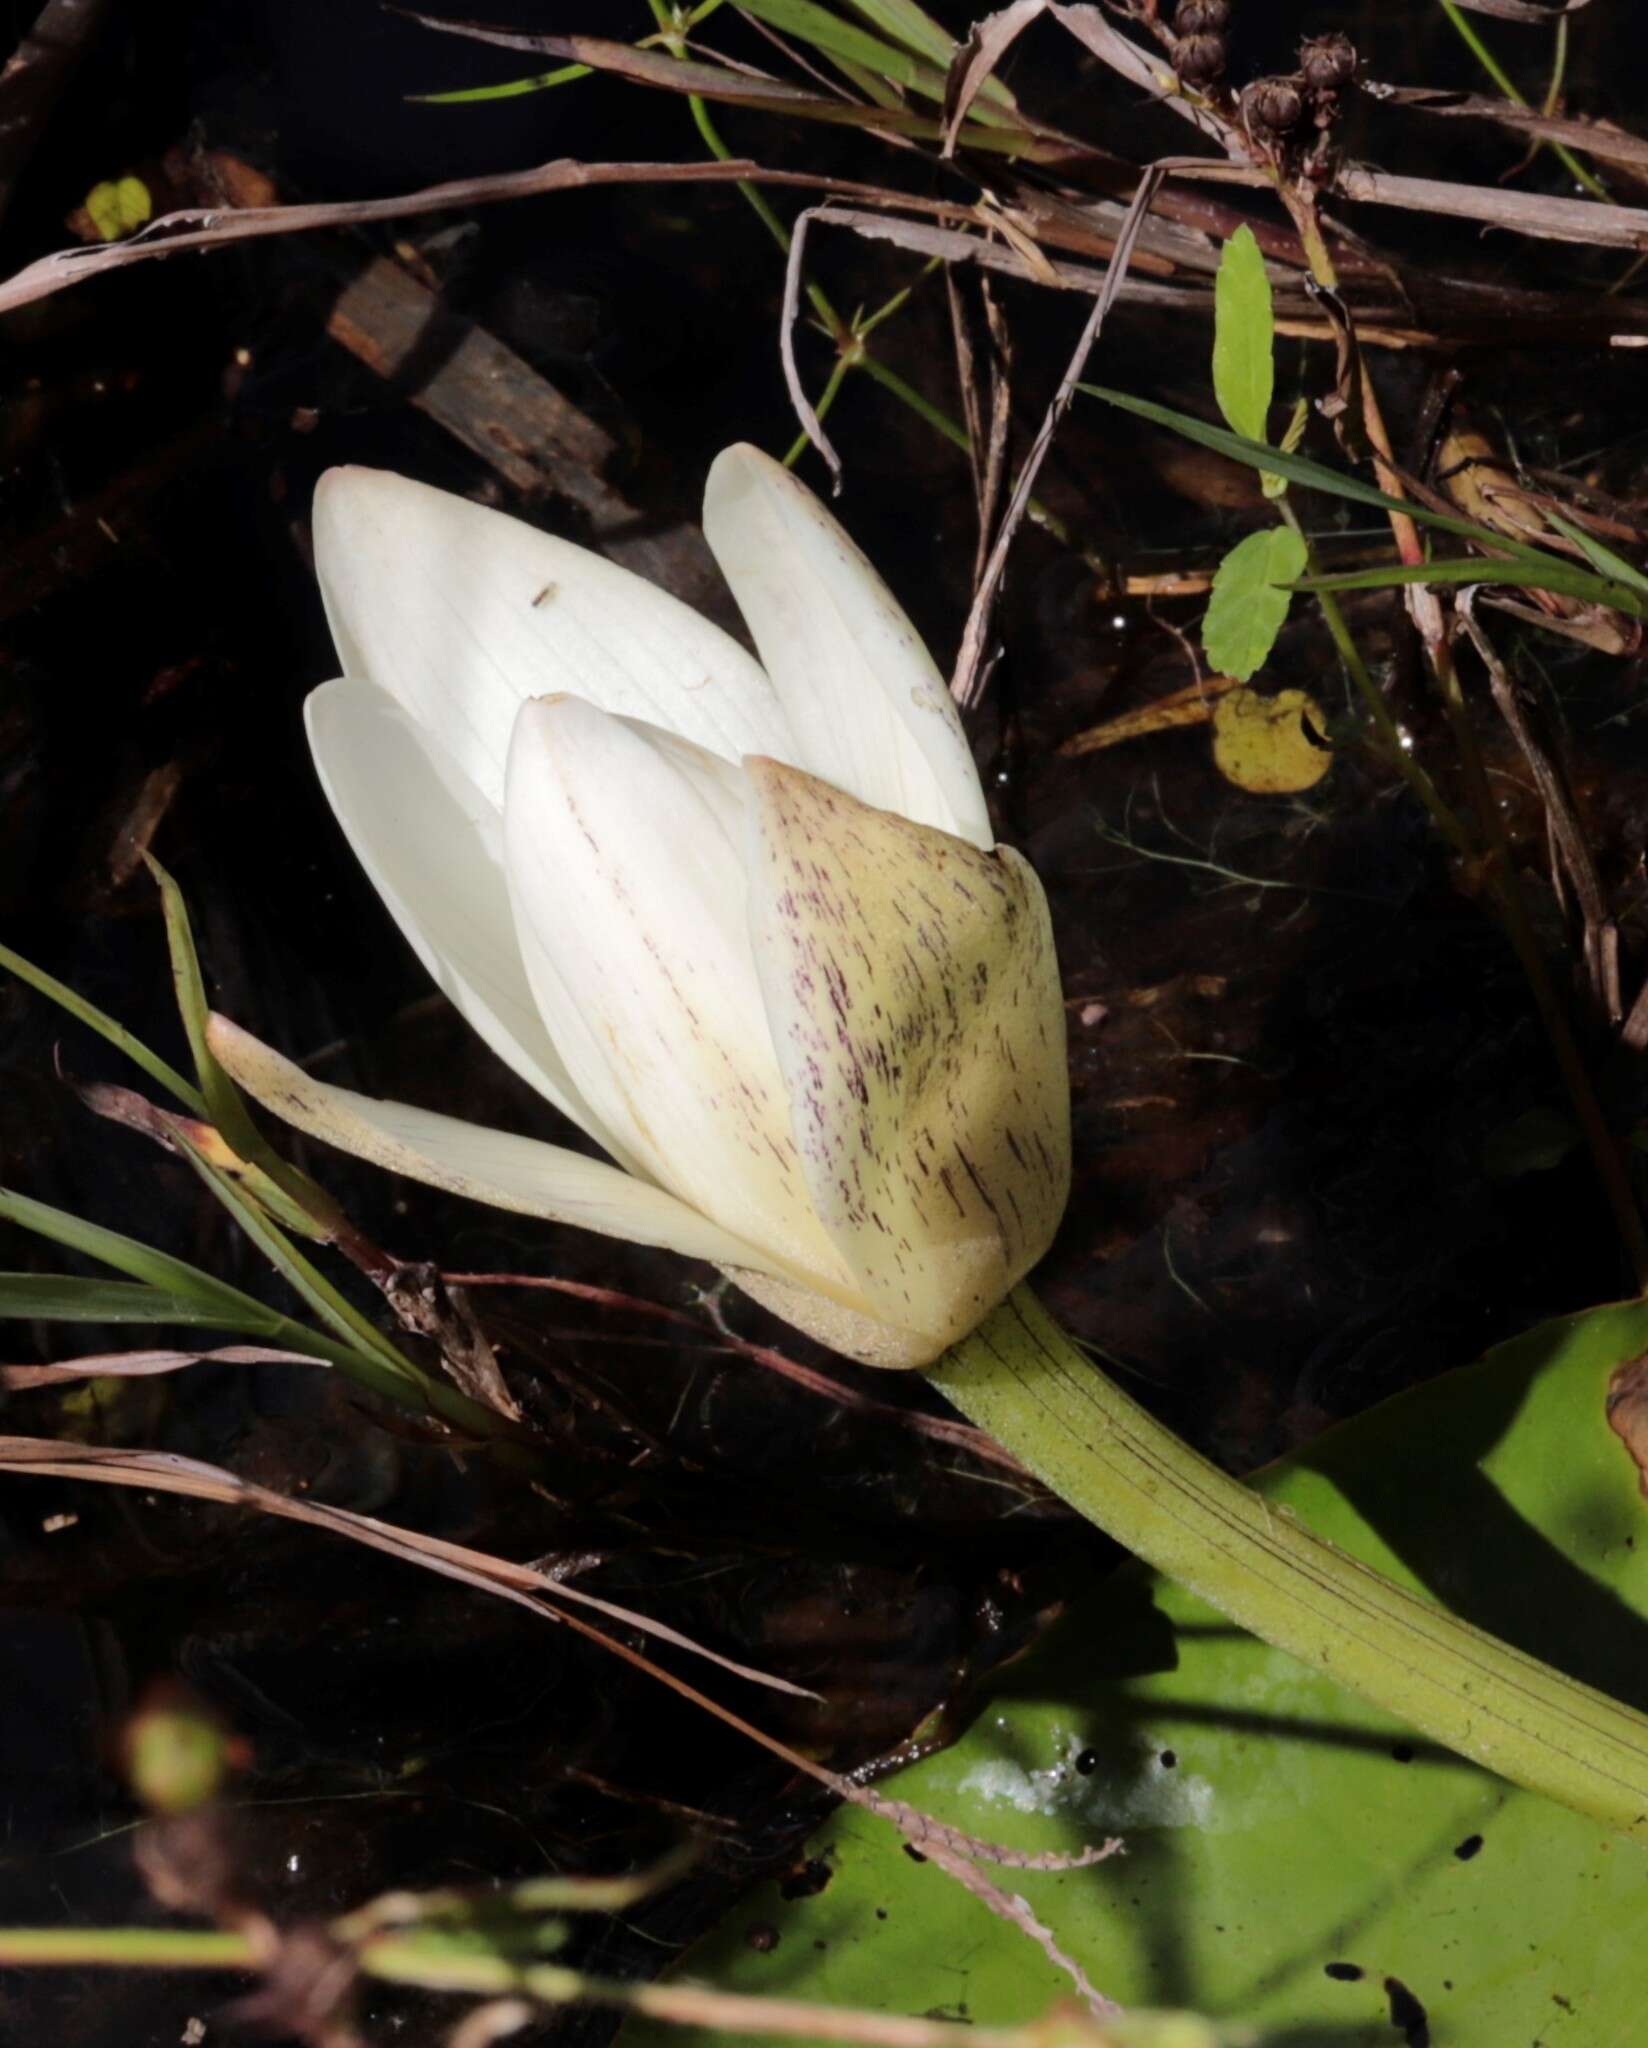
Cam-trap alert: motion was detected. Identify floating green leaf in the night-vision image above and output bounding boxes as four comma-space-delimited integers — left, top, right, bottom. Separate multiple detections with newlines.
1212, 226, 1272, 446
1202, 527, 1307, 681
640, 1294, 1648, 2044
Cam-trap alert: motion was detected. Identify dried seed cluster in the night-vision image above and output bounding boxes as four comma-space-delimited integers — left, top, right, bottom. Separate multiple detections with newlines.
1166, 4, 1361, 156
1171, 0, 1230, 84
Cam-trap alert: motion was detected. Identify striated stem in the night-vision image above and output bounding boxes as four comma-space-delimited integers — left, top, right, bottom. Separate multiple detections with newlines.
929, 1287, 1648, 1840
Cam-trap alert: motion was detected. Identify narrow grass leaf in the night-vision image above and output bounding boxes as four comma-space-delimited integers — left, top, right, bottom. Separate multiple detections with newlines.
1080, 383, 1560, 560
840, 0, 1019, 110
710, 0, 925, 84
1541, 507, 1648, 597
168, 1134, 421, 1393
0, 938, 204, 1114
0, 1200, 387, 1376
1212, 225, 1273, 444
840, 0, 956, 64
0, 1274, 276, 1330
1295, 556, 1646, 612
412, 63, 591, 105
1203, 527, 1308, 680
0, 1186, 290, 1327
145, 855, 346, 1233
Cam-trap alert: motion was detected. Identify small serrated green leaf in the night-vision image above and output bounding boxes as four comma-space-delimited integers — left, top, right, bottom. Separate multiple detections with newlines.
1203, 527, 1308, 681
1212, 226, 1273, 445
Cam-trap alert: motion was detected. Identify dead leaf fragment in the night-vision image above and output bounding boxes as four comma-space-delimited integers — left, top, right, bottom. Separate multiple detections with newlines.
1211, 687, 1331, 794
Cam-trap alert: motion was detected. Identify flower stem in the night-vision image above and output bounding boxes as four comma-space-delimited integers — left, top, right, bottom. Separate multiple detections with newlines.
928, 1287, 1648, 1839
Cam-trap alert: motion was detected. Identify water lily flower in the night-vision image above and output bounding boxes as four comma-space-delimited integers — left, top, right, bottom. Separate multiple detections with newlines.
200, 451, 1648, 1840
209, 446, 1069, 1367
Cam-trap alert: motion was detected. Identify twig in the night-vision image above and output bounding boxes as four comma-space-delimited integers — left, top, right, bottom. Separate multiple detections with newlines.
779, 204, 844, 485
945, 267, 1013, 589
0, 1435, 821, 1696
0, 157, 955, 319
442, 1270, 1036, 1481
950, 162, 1170, 709
1458, 593, 1620, 1023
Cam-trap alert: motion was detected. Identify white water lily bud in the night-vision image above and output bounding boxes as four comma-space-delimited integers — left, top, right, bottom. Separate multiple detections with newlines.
209, 446, 1070, 1366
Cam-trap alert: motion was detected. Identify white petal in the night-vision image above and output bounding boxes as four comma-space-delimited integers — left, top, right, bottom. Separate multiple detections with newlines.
502, 697, 851, 1295
746, 759, 1070, 1359
702, 444, 992, 848
206, 1015, 781, 1274
305, 679, 643, 1175
312, 467, 796, 809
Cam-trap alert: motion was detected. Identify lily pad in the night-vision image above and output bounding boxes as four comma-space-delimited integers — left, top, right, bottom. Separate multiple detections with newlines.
642, 1297, 1648, 2045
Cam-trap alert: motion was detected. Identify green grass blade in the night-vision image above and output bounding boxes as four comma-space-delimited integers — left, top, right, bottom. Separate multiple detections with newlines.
1541, 507, 1648, 597
0, 1186, 293, 1327
168, 1134, 421, 1390
0, 1270, 400, 1377
172, 1132, 536, 1441
0, 939, 205, 1115
0, 1273, 278, 1329
732, 0, 923, 83
1080, 383, 1562, 562
145, 856, 346, 1233
823, 48, 907, 109
838, 0, 964, 72
411, 62, 589, 105
1295, 556, 1646, 613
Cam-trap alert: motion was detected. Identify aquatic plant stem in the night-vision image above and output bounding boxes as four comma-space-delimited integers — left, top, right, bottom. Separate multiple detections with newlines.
929, 1286, 1648, 1839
